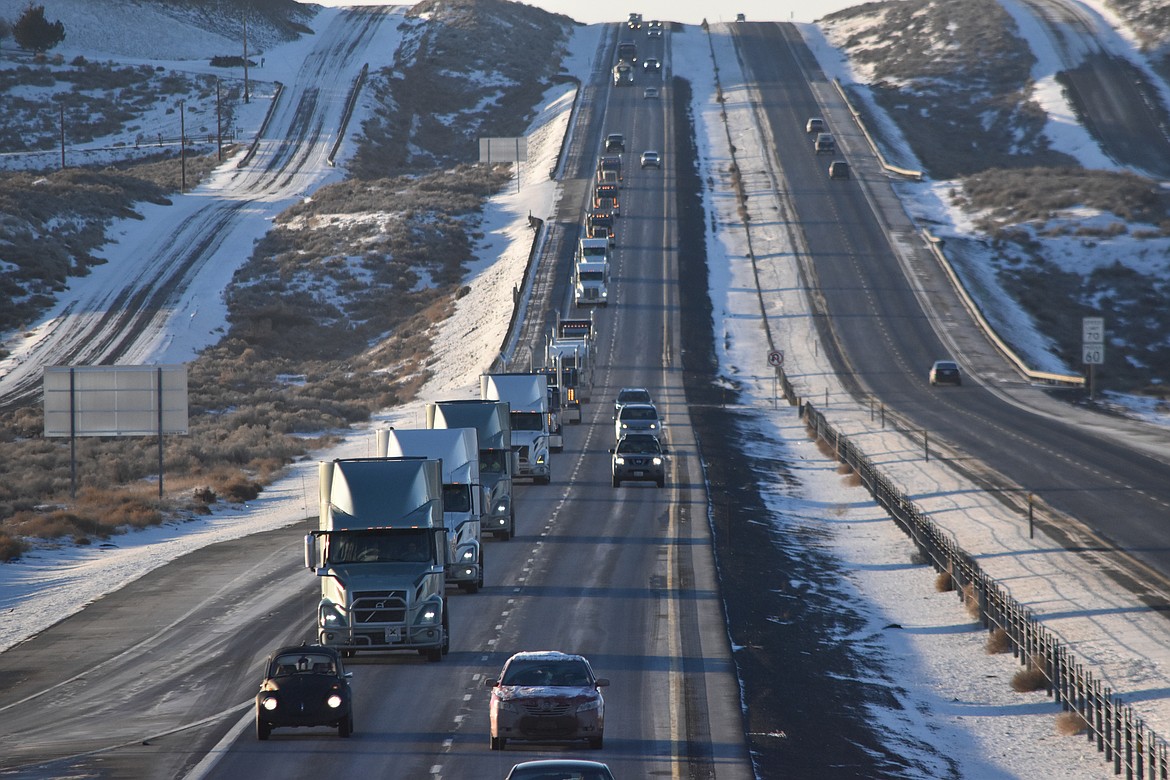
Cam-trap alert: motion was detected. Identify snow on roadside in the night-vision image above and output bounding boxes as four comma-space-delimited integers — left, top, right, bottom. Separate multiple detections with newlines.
681, 21, 1169, 777
0, 22, 601, 654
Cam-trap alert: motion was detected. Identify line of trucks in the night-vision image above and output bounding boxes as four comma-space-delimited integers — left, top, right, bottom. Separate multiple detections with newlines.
303, 324, 597, 661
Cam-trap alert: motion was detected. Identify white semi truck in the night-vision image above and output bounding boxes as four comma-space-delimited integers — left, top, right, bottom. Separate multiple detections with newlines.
546, 318, 595, 406
428, 399, 516, 540
575, 238, 611, 307
481, 373, 552, 485
379, 427, 484, 593
305, 457, 449, 661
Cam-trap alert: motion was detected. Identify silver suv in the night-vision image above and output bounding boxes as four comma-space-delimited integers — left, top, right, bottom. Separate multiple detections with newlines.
614, 402, 662, 441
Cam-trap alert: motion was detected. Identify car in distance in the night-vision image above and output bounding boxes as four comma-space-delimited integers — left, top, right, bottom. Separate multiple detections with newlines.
614, 401, 662, 440
611, 433, 666, 487
614, 386, 653, 413
929, 360, 962, 386
647, 26, 662, 37
736, 12, 746, 21
828, 160, 850, 179
814, 132, 835, 153
805, 117, 825, 134
643, 86, 659, 99
640, 150, 661, 169
505, 760, 616, 780
487, 650, 609, 750
604, 133, 625, 153
255, 644, 353, 740
643, 56, 661, 72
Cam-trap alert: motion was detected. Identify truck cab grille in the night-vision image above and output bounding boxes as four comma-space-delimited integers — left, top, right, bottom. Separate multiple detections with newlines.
353, 590, 407, 624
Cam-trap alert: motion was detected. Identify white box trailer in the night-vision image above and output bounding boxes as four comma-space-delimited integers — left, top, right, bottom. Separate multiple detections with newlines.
378, 427, 484, 592
427, 400, 516, 540
481, 373, 552, 485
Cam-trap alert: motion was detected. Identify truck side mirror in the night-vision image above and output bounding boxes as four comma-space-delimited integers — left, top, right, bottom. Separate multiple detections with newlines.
304, 533, 319, 571
433, 529, 447, 567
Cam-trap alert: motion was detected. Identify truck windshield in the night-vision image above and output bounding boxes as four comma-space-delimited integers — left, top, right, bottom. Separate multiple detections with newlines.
480, 449, 508, 474
443, 484, 472, 513
579, 271, 605, 283
510, 411, 544, 431
328, 529, 431, 564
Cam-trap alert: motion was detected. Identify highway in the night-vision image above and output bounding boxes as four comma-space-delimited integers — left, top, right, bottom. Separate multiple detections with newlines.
0, 23, 752, 780
2, 15, 1169, 780
731, 22, 1170, 584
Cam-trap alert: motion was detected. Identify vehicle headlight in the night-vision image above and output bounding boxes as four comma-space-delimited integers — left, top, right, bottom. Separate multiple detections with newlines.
576, 699, 601, 713
621, 423, 629, 430
327, 694, 343, 709
494, 499, 508, 515
614, 456, 626, 465
497, 699, 520, 713
416, 605, 440, 625
653, 457, 663, 465
320, 603, 346, 628
536, 453, 545, 464
460, 549, 475, 562
648, 422, 657, 429
260, 696, 278, 711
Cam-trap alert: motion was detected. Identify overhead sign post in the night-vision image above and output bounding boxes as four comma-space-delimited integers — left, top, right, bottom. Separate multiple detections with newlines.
44, 365, 189, 499
1082, 317, 1105, 401
479, 136, 527, 193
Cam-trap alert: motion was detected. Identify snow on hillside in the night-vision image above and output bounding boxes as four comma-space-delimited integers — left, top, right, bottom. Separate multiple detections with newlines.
0, 0, 308, 60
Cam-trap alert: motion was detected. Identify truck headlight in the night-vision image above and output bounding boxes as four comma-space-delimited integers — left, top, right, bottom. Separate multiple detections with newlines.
614, 456, 626, 465
260, 696, 278, 711
653, 457, 663, 466
460, 548, 475, 562
320, 603, 347, 628
327, 694, 344, 709
416, 605, 440, 626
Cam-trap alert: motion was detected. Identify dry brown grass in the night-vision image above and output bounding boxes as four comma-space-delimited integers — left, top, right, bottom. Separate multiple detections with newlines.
934, 569, 954, 592
1011, 658, 1050, 693
986, 627, 1012, 654
0, 2, 561, 560
1055, 709, 1089, 736
961, 581, 981, 618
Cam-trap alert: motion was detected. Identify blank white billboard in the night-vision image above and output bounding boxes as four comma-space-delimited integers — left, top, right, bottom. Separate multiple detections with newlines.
479, 137, 528, 163
44, 365, 188, 437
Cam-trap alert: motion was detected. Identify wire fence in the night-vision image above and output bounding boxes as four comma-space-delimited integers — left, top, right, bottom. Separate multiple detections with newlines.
787, 368, 1170, 779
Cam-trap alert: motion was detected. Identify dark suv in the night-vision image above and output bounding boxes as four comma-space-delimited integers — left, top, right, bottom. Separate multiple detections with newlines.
610, 433, 666, 487
605, 133, 625, 153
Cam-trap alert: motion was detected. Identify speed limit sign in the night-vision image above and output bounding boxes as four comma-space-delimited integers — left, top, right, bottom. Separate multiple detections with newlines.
767, 350, 784, 368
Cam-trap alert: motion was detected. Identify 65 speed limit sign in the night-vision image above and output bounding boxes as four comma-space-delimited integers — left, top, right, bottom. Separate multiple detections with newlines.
768, 350, 784, 367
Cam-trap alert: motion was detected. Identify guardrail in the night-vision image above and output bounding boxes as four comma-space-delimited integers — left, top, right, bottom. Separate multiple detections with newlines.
328, 65, 368, 167
799, 392, 1167, 779
236, 81, 284, 169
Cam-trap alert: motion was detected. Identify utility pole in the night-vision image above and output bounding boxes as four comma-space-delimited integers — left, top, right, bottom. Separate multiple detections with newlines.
59, 103, 65, 169
216, 78, 222, 161
179, 99, 186, 193
243, 17, 250, 104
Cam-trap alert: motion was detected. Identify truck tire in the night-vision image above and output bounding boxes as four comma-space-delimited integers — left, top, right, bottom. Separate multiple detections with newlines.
424, 646, 442, 662
612, 476, 621, 487
256, 719, 271, 741
338, 715, 352, 738
490, 735, 506, 750
441, 609, 450, 655
537, 474, 551, 485
656, 476, 664, 488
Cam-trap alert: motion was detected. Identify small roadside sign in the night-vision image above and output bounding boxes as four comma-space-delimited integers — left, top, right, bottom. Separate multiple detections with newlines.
767, 350, 784, 368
